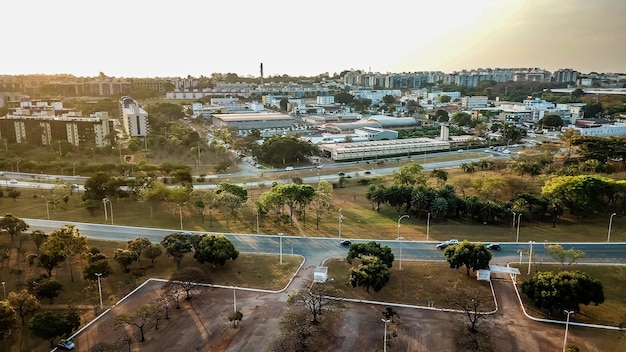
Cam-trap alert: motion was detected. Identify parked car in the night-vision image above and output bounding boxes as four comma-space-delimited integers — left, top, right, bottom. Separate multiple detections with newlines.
57, 339, 76, 350
486, 243, 501, 250
436, 239, 459, 250
340, 240, 352, 246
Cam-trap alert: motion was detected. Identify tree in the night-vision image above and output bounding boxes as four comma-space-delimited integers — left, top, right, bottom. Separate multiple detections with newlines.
0, 301, 18, 341
451, 112, 472, 126
443, 241, 492, 276
538, 114, 564, 130
83, 254, 114, 280
143, 244, 163, 266
229, 311, 244, 327
334, 92, 354, 105
311, 181, 334, 229
348, 255, 390, 293
7, 289, 40, 325
160, 233, 193, 269
382, 307, 399, 322
545, 244, 586, 266
30, 230, 48, 251
288, 282, 339, 324
446, 287, 488, 333
27, 250, 65, 277
346, 241, 394, 268
0, 213, 29, 242
439, 95, 452, 103
392, 163, 426, 186
113, 249, 138, 272
7, 190, 20, 201
33, 278, 63, 303
30, 308, 80, 347
193, 234, 239, 267
382, 95, 396, 105
43, 225, 88, 282
521, 271, 604, 314
168, 267, 209, 300
115, 305, 152, 342
127, 237, 152, 262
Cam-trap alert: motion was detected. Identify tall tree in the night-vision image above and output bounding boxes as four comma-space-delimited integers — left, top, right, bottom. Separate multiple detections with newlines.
115, 305, 152, 342
168, 267, 209, 300
42, 225, 88, 282
443, 241, 492, 276
7, 289, 40, 325
127, 238, 152, 262
288, 282, 339, 325
29, 308, 80, 347
392, 163, 426, 186
193, 234, 239, 267
346, 241, 395, 268
0, 213, 29, 242
143, 244, 163, 266
160, 233, 193, 269
113, 249, 138, 272
348, 255, 391, 293
0, 301, 18, 341
311, 181, 334, 229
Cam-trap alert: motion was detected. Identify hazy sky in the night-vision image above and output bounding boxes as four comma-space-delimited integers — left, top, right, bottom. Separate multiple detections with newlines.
4, 0, 625, 78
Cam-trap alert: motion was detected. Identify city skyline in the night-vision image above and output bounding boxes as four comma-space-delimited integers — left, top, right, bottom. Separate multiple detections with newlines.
4, 0, 625, 78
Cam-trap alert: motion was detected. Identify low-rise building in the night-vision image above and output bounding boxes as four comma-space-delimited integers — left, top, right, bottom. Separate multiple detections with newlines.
211, 112, 295, 130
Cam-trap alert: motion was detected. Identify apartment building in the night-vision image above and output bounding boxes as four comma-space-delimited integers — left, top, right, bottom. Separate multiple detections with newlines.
119, 97, 149, 137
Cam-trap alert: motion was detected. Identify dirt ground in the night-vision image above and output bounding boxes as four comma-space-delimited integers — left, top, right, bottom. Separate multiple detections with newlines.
69, 265, 625, 352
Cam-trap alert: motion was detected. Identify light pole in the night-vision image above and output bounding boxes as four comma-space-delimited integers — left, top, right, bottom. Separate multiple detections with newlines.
1, 281, 5, 300
102, 198, 108, 221
516, 213, 522, 242
256, 210, 260, 234
233, 287, 237, 313
512, 211, 517, 229
177, 203, 184, 230
528, 240, 535, 274
426, 212, 431, 241
95, 273, 103, 310
278, 232, 283, 265
382, 318, 391, 352
103, 198, 113, 225
607, 212, 617, 242
563, 310, 575, 352
72, 161, 78, 176
397, 215, 409, 270
41, 196, 50, 220
338, 209, 343, 238
16, 160, 21, 175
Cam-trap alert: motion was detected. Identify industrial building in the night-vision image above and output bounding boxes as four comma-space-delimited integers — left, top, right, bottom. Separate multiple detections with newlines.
211, 112, 295, 130
320, 138, 450, 161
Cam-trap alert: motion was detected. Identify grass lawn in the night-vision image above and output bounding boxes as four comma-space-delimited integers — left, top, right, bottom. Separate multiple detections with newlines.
324, 259, 496, 311
513, 263, 626, 326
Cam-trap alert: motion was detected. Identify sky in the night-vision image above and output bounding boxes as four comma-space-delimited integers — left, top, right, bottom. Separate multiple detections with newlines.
3, 0, 625, 78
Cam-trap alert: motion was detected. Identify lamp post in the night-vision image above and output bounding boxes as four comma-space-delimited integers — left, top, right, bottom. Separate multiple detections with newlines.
41, 196, 50, 220
397, 215, 409, 270
256, 210, 260, 234
278, 232, 283, 265
528, 240, 535, 274
426, 212, 431, 241
102, 198, 113, 225
607, 212, 617, 242
382, 318, 391, 352
338, 209, 343, 238
563, 310, 575, 352
16, 160, 21, 175
512, 211, 517, 229
516, 213, 522, 242
177, 203, 184, 230
1, 281, 5, 300
233, 287, 237, 313
72, 161, 78, 176
95, 273, 103, 310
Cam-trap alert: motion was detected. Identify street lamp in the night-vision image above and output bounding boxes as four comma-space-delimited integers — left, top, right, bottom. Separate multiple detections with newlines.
41, 196, 50, 220
338, 209, 343, 238
426, 212, 431, 241
563, 310, 575, 352
95, 273, 103, 309
382, 318, 391, 352
397, 215, 409, 270
102, 198, 113, 225
607, 212, 617, 242
72, 161, 78, 176
1, 281, 5, 300
256, 210, 260, 234
278, 232, 283, 265
176, 203, 185, 230
512, 211, 517, 229
528, 240, 535, 274
233, 287, 237, 313
16, 160, 21, 174
516, 213, 522, 242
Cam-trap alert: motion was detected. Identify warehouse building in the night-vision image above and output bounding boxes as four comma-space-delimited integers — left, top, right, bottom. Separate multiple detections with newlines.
320, 138, 450, 161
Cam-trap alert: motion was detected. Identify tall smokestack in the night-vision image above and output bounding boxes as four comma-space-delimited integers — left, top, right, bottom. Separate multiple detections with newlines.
260, 63, 264, 85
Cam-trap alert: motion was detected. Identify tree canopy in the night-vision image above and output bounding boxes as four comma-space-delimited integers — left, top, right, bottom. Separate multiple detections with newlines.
29, 309, 80, 346
521, 271, 604, 314
193, 234, 239, 266
443, 241, 492, 276
346, 241, 394, 268
0, 213, 29, 242
348, 255, 391, 293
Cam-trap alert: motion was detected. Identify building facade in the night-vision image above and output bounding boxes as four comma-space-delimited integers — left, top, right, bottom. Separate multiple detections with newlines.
119, 97, 149, 137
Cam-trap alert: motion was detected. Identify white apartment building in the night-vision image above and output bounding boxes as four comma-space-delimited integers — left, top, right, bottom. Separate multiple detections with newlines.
350, 89, 402, 104
316, 96, 335, 105
120, 97, 149, 137
461, 96, 489, 109
564, 122, 626, 137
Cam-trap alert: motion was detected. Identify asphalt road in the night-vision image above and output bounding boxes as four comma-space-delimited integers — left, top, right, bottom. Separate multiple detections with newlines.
25, 218, 626, 266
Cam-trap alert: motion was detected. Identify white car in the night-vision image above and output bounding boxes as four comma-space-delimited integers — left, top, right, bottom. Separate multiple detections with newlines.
9, 179, 17, 184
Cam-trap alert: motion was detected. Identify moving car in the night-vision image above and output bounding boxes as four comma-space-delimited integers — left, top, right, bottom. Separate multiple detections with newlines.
9, 179, 17, 184
486, 243, 501, 250
364, 171, 371, 175
338, 172, 345, 176
340, 240, 352, 246
436, 239, 459, 250
57, 339, 76, 350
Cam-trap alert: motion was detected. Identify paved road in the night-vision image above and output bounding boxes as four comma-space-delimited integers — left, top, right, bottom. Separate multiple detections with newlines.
25, 218, 626, 266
